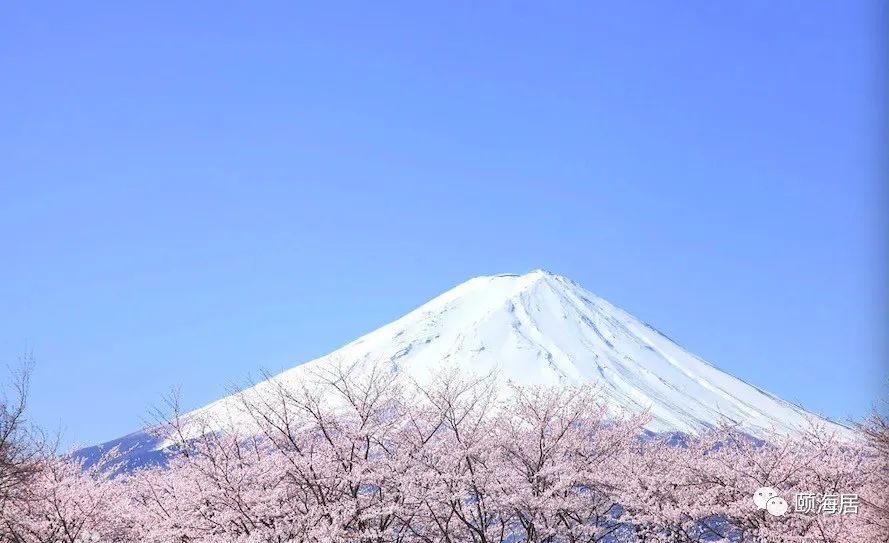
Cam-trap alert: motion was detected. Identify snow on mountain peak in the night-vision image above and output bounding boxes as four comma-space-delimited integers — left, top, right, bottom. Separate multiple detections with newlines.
177, 270, 847, 441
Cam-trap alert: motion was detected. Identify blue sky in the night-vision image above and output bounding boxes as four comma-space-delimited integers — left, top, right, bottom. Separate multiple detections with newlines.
1, 2, 885, 447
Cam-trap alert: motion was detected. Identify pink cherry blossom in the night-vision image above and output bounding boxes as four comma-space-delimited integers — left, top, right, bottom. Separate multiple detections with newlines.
2, 366, 885, 542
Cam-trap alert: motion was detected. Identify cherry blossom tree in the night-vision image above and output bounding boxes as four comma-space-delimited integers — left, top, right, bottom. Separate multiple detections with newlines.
491, 383, 646, 543
2, 451, 130, 543
1, 366, 885, 543
854, 411, 889, 542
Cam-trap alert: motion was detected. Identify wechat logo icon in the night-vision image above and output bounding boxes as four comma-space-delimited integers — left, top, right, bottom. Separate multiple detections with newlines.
754, 487, 788, 517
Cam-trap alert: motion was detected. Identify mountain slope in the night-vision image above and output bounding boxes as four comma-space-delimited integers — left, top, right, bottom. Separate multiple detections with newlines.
188, 270, 842, 437
84, 270, 848, 466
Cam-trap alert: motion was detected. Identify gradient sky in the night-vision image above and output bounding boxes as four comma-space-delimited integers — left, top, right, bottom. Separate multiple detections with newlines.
1, 2, 886, 448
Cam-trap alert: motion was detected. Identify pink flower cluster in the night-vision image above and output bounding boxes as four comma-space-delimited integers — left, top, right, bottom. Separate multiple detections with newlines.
2, 367, 886, 542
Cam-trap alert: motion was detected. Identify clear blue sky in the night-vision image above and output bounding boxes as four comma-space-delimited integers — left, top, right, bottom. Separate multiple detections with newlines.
1, 2, 885, 448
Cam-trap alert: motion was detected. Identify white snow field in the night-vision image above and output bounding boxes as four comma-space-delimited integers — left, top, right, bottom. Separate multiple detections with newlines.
180, 270, 847, 440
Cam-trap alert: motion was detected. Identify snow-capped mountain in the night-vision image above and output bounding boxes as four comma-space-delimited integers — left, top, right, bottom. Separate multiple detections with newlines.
81, 270, 848, 466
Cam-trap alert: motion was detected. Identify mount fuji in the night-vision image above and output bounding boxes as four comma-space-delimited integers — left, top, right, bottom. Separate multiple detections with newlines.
81, 270, 849, 466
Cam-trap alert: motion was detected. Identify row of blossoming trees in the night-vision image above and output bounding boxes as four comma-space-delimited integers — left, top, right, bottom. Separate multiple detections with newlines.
1, 363, 887, 542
